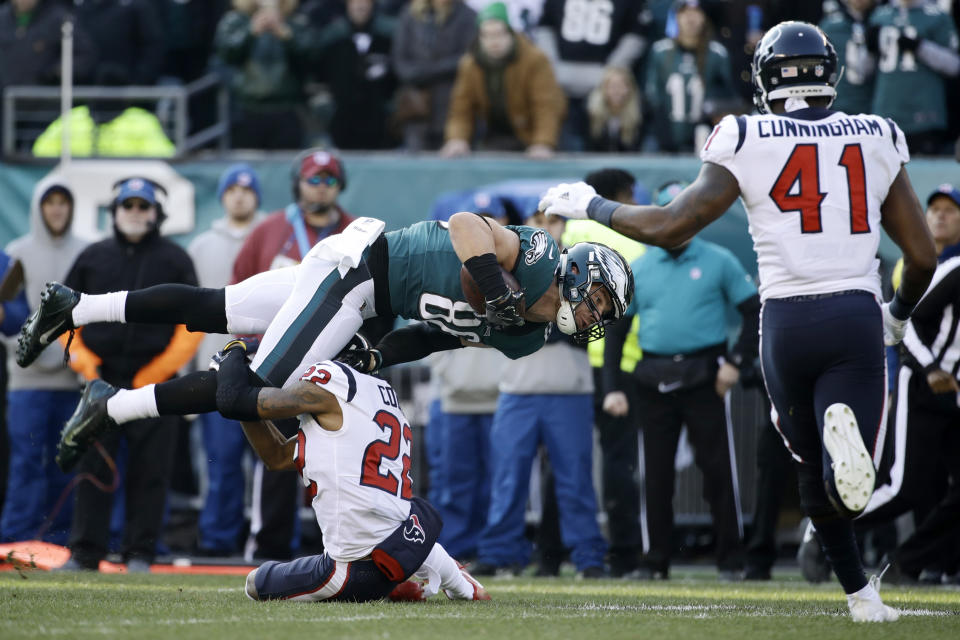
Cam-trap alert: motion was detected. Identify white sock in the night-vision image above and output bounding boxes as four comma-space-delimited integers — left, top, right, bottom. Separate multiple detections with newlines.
413, 543, 473, 599
106, 386, 159, 424
847, 581, 879, 604
72, 291, 128, 326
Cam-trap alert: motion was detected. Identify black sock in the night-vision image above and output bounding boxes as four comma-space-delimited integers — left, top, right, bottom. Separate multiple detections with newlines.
155, 370, 218, 415
814, 515, 868, 593
125, 285, 228, 333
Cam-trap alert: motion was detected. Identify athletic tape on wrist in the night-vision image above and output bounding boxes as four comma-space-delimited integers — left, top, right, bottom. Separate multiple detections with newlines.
889, 290, 914, 321
586, 196, 620, 227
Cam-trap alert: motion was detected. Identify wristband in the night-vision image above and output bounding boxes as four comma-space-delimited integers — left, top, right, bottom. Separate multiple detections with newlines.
464, 253, 507, 300
888, 289, 914, 321
586, 196, 620, 227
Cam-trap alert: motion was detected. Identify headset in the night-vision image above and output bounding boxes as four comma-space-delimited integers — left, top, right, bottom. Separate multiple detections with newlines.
109, 176, 168, 223
290, 148, 347, 201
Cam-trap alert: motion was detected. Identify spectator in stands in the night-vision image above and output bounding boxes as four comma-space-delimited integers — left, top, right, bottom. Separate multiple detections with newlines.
561, 168, 647, 578
232, 150, 355, 561
0, 177, 80, 545
867, 0, 959, 155
441, 1, 566, 158
819, 0, 878, 117
73, 0, 163, 87
57, 177, 201, 572
602, 180, 759, 580
391, 0, 477, 151
473, 215, 607, 579
158, 0, 230, 83
585, 66, 643, 152
0, 0, 96, 152
214, 0, 319, 149
643, 0, 736, 152
533, 0, 648, 151
316, 0, 396, 149
188, 164, 265, 557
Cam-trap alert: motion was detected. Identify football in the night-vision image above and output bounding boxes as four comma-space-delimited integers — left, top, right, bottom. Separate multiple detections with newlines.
460, 265, 520, 315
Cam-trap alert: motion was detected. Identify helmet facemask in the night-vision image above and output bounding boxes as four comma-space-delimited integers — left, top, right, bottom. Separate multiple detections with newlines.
555, 244, 632, 344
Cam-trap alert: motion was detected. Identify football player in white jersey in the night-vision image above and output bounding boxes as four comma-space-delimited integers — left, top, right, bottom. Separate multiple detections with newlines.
213, 337, 489, 603
539, 21, 938, 623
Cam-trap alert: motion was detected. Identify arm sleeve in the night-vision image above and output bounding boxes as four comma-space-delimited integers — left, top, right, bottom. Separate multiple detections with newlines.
376, 322, 464, 368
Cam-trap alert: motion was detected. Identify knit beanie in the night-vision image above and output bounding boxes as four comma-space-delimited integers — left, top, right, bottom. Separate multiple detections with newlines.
217, 163, 262, 205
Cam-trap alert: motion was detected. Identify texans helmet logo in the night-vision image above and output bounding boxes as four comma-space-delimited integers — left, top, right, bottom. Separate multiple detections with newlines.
403, 514, 425, 544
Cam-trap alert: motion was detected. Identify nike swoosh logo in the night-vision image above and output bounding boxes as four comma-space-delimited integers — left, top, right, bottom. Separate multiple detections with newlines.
657, 381, 683, 393
548, 245, 555, 260
39, 320, 65, 345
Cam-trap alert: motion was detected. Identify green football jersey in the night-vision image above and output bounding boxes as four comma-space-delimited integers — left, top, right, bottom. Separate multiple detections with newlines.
819, 11, 874, 115
644, 38, 735, 150
869, 4, 959, 133
384, 220, 557, 359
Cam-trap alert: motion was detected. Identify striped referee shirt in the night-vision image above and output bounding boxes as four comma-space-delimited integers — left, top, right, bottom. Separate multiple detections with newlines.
902, 256, 960, 377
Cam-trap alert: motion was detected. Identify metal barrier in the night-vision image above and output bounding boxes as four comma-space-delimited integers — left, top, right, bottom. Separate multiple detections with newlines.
2, 73, 230, 158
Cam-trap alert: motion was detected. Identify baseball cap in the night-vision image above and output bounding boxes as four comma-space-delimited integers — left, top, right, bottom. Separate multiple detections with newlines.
114, 177, 159, 206
927, 183, 960, 209
218, 163, 261, 205
299, 151, 344, 183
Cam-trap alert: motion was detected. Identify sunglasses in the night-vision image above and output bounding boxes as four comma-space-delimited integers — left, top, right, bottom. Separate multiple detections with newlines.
305, 174, 339, 187
120, 200, 153, 211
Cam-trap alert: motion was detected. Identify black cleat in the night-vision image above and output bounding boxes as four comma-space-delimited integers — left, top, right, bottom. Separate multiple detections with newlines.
56, 379, 119, 472
17, 282, 80, 368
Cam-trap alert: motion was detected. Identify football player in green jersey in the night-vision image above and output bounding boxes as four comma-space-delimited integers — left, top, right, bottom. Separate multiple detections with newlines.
21, 214, 632, 470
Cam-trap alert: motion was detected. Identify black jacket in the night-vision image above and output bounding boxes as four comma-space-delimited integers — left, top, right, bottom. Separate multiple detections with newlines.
73, 0, 164, 85
0, 0, 97, 87
65, 231, 197, 388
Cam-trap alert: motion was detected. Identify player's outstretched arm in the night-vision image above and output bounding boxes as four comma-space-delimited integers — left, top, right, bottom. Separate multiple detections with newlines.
881, 168, 938, 307
540, 163, 740, 248
240, 420, 296, 471
448, 211, 521, 269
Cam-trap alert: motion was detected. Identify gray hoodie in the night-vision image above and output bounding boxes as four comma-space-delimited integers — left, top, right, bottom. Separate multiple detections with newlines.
187, 213, 265, 370
5, 176, 89, 390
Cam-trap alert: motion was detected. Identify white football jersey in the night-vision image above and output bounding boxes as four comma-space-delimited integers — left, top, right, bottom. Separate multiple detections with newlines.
700, 109, 909, 301
292, 360, 413, 562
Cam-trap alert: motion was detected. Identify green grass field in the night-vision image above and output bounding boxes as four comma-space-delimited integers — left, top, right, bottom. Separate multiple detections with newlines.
2, 569, 959, 640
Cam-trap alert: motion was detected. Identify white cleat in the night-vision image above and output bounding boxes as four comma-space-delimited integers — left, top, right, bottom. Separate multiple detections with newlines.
847, 575, 899, 622
822, 403, 875, 513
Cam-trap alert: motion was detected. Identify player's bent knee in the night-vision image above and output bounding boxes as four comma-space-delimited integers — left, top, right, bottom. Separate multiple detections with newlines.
245, 568, 260, 600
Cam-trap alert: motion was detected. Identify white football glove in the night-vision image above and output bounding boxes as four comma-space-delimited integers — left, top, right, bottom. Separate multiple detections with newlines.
537, 182, 597, 219
881, 302, 908, 346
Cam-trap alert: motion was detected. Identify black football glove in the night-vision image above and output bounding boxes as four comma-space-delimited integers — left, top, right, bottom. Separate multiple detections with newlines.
485, 289, 526, 327
336, 347, 383, 374
209, 338, 256, 371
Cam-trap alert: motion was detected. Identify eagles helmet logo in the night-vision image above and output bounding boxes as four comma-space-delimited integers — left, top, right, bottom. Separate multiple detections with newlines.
403, 514, 426, 544
525, 230, 549, 266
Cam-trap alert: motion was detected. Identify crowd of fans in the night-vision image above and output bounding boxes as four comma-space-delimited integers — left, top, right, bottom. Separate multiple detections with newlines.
0, 0, 958, 156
